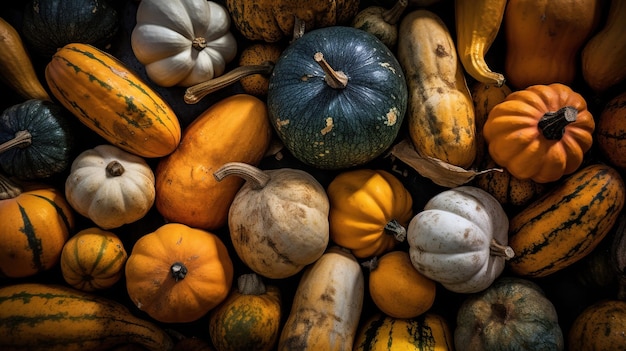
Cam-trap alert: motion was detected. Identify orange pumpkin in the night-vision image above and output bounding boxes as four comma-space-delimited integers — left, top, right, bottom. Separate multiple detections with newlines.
125, 223, 234, 323
327, 169, 413, 259
483, 83, 595, 183
0, 174, 74, 278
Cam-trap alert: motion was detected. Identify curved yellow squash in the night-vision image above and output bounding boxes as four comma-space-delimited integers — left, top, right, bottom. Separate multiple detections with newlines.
45, 43, 181, 158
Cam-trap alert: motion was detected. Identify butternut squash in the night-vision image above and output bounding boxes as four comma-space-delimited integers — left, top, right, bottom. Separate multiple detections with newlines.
455, 0, 507, 86
278, 246, 364, 351
155, 94, 272, 230
581, 0, 626, 92
397, 9, 476, 168
0, 17, 50, 101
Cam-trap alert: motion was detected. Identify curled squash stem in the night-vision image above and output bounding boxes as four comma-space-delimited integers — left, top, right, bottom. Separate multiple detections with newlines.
384, 219, 407, 242
314, 52, 348, 89
0, 130, 32, 153
489, 239, 515, 260
213, 161, 270, 190
382, 0, 408, 24
0, 172, 22, 200
184, 61, 275, 104
538, 106, 578, 140
105, 160, 125, 177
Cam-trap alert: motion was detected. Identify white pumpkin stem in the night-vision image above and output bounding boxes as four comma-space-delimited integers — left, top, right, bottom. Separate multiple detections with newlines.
384, 219, 407, 242
0, 130, 32, 153
192, 37, 207, 51
105, 161, 125, 177
0, 172, 22, 200
382, 0, 408, 24
184, 62, 275, 104
314, 52, 348, 89
237, 273, 267, 295
489, 239, 515, 260
213, 162, 270, 190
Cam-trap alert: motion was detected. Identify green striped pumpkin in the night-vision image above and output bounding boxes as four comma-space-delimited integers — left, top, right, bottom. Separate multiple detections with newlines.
60, 227, 128, 292
353, 312, 454, 350
45, 43, 181, 158
508, 163, 626, 277
0, 176, 74, 278
0, 283, 174, 351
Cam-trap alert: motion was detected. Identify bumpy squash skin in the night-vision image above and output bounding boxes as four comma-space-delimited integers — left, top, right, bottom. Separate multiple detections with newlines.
354, 313, 454, 351
508, 164, 626, 278
581, 0, 626, 92
0, 283, 174, 351
503, 0, 602, 89
471, 81, 512, 167
155, 94, 272, 230
209, 278, 282, 351
238, 42, 284, 96
278, 246, 364, 351
568, 299, 626, 351
397, 9, 476, 168
0, 182, 74, 278
595, 91, 626, 169
45, 43, 181, 158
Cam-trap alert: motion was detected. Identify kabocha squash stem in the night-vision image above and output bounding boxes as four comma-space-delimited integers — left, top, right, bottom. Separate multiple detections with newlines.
314, 52, 348, 89
538, 106, 578, 140
0, 130, 32, 153
184, 62, 274, 104
213, 161, 270, 190
0, 172, 22, 200
384, 219, 407, 242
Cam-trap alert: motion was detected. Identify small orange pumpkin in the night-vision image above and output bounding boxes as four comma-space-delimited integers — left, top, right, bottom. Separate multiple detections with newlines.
483, 83, 595, 183
327, 169, 413, 259
125, 223, 234, 323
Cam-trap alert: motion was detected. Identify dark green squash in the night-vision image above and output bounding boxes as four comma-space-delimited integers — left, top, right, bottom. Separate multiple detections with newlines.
267, 26, 408, 170
0, 99, 74, 179
21, 0, 119, 58
454, 276, 565, 351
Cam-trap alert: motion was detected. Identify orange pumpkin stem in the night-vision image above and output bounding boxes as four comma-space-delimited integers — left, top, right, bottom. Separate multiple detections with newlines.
382, 0, 408, 25
170, 262, 188, 282
538, 106, 578, 140
213, 162, 270, 190
0, 130, 32, 153
0, 172, 22, 200
105, 160, 125, 177
184, 61, 274, 104
384, 219, 407, 242
490, 239, 515, 260
314, 52, 348, 89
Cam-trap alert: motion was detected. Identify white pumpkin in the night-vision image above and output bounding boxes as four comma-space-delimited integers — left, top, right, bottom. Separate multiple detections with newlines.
65, 144, 156, 229
407, 186, 514, 293
214, 162, 330, 279
131, 0, 238, 87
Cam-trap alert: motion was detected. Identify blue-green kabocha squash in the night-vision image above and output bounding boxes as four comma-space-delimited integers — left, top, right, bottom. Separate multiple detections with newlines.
267, 26, 408, 170
0, 99, 74, 179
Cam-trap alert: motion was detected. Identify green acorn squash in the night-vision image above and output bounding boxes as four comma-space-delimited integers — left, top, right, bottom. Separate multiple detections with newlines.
21, 0, 120, 58
267, 26, 408, 170
0, 99, 74, 179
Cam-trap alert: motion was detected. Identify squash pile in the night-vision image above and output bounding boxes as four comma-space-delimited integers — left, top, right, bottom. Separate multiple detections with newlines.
1, 0, 626, 350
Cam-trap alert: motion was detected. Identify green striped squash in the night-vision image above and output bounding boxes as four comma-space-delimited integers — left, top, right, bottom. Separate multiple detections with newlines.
0, 177, 74, 278
353, 312, 454, 351
0, 283, 174, 351
45, 43, 181, 158
60, 227, 128, 292
508, 163, 626, 277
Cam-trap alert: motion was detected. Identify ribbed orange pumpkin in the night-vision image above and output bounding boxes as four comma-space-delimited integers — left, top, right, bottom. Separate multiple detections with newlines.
327, 169, 413, 259
483, 83, 594, 183
0, 174, 74, 278
125, 223, 234, 323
